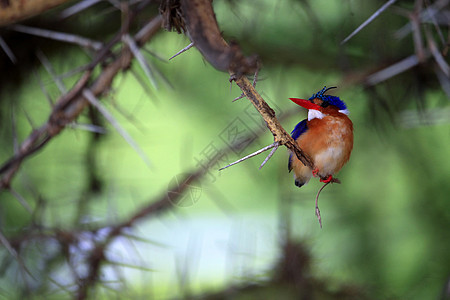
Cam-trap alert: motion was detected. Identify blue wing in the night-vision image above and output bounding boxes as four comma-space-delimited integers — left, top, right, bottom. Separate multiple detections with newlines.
288, 119, 308, 172
291, 119, 308, 140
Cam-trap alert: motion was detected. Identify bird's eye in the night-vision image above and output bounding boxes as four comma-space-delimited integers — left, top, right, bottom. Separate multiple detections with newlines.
321, 102, 330, 108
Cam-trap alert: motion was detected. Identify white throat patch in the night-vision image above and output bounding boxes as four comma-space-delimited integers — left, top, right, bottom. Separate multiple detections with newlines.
308, 109, 325, 121
308, 109, 350, 120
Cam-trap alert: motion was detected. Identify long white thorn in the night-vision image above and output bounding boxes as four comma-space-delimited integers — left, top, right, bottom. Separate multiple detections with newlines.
10, 187, 32, 213
36, 50, 67, 93
219, 143, 277, 171
366, 54, 421, 85
11, 25, 103, 51
232, 93, 245, 102
169, 42, 194, 60
259, 142, 279, 169
341, 0, 397, 45
0, 36, 17, 64
123, 34, 158, 90
0, 229, 36, 282
59, 0, 102, 19
83, 89, 152, 168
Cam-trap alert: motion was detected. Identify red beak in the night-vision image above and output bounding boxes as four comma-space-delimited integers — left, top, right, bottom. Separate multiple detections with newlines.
289, 98, 321, 110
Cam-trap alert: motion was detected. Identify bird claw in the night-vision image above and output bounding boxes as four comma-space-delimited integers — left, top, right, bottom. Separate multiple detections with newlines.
320, 175, 333, 183
312, 170, 340, 184
312, 168, 319, 177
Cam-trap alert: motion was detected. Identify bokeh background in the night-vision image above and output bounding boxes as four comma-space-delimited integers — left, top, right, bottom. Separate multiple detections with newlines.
0, 0, 449, 299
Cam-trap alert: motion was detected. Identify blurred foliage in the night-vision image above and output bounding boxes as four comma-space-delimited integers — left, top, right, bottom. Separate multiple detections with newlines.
0, 0, 449, 299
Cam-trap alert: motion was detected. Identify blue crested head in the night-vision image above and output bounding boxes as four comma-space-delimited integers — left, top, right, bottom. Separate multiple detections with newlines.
309, 86, 347, 110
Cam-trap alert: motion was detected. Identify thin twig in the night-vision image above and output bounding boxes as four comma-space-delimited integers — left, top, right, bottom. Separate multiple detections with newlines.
219, 143, 277, 171
314, 177, 341, 229
341, 0, 397, 45
314, 182, 329, 229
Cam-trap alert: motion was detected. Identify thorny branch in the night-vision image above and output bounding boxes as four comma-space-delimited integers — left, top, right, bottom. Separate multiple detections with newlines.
174, 0, 315, 170
0, 15, 163, 190
232, 76, 314, 169
5, 107, 280, 298
75, 168, 205, 299
181, 0, 258, 75
4, 166, 207, 299
0, 0, 448, 296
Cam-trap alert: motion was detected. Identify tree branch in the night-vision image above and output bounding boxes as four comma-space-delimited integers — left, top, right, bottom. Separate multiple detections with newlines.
232, 76, 314, 168
5, 110, 273, 298
0, 0, 72, 26
176, 0, 314, 169
0, 15, 163, 190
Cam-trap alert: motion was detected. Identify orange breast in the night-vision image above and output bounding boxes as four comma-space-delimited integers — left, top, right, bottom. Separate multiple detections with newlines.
294, 111, 353, 178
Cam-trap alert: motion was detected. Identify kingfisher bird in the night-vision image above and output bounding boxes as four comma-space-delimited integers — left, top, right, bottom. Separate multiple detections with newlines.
288, 86, 353, 187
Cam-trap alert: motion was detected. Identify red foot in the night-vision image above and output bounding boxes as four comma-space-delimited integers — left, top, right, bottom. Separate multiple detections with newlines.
312, 168, 319, 177
320, 175, 333, 183
313, 169, 334, 183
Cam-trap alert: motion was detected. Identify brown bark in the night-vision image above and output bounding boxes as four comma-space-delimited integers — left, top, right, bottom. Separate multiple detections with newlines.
0, 0, 72, 26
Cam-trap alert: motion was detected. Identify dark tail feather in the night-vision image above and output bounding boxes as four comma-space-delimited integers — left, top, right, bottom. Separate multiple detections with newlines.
294, 180, 305, 188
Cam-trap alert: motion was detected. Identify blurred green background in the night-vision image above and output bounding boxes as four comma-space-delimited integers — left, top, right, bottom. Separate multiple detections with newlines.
0, 0, 449, 299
